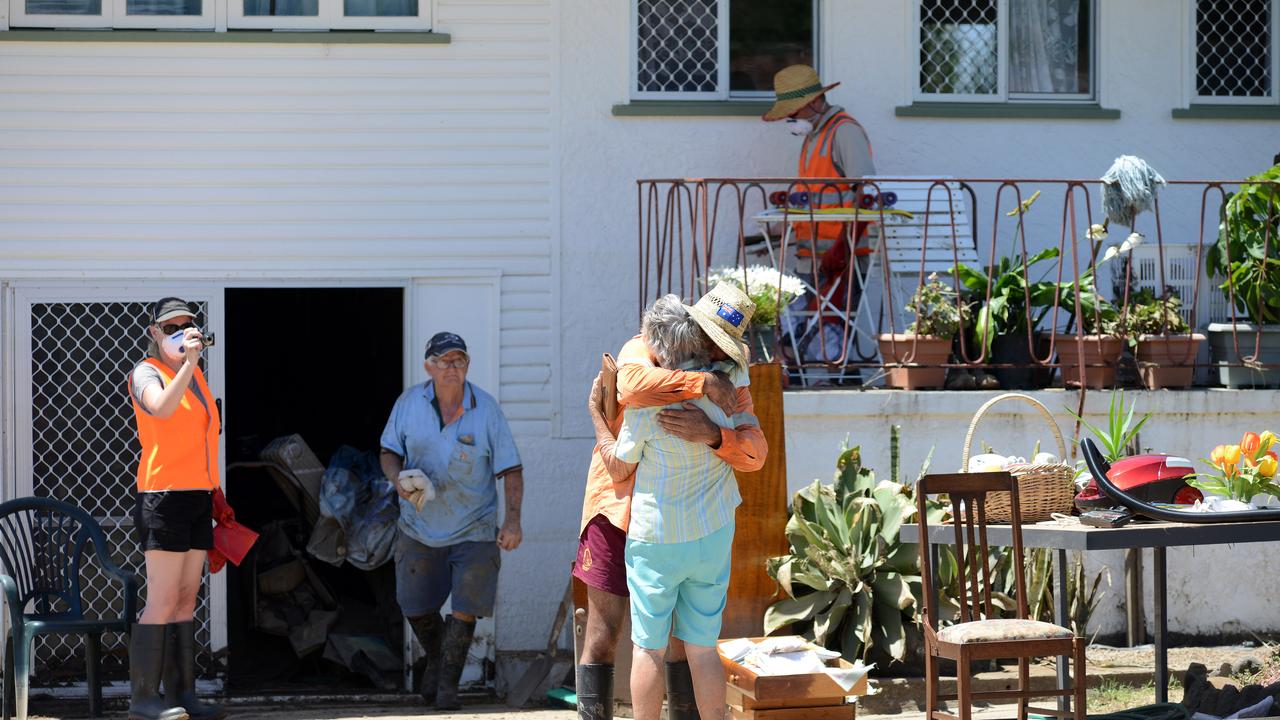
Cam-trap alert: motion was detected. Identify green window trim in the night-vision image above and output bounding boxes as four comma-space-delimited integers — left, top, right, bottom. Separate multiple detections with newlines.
1171, 104, 1280, 120
0, 29, 450, 43
612, 100, 774, 118
895, 101, 1120, 120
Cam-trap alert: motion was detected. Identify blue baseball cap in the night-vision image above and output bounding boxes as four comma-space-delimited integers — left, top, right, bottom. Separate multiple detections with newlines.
425, 331, 468, 360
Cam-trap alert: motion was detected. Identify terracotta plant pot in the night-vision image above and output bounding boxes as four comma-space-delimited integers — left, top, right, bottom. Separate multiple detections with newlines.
1051, 334, 1124, 389
1136, 333, 1205, 389
877, 334, 952, 389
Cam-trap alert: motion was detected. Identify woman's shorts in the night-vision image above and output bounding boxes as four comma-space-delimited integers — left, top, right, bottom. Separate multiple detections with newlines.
134, 490, 214, 553
625, 520, 735, 650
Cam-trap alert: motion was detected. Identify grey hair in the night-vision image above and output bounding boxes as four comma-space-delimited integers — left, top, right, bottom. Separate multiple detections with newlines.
643, 295, 710, 369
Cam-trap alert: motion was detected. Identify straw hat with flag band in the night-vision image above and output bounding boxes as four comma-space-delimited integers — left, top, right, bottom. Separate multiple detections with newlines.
762, 64, 841, 122
685, 283, 757, 372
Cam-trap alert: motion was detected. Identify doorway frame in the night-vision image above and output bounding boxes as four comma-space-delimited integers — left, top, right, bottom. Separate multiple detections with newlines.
1, 269, 504, 692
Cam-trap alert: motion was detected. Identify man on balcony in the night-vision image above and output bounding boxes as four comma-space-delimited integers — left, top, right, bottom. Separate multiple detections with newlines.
763, 64, 876, 369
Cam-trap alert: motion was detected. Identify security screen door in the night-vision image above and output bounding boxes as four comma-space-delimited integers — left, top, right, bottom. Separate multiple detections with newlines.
7, 285, 226, 684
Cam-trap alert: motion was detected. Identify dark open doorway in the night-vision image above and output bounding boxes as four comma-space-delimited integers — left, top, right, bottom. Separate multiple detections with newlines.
222, 287, 405, 693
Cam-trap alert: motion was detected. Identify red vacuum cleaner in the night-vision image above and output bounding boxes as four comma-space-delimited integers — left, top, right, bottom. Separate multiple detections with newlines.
1081, 438, 1280, 523
1074, 452, 1202, 512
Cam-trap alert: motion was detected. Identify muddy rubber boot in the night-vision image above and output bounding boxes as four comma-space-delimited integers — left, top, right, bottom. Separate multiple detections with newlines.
575, 663, 614, 720
408, 613, 445, 705
435, 616, 476, 711
164, 622, 224, 720
664, 661, 698, 720
129, 624, 188, 720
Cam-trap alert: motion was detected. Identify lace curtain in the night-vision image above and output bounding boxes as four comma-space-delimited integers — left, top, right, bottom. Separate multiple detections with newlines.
1009, 0, 1088, 94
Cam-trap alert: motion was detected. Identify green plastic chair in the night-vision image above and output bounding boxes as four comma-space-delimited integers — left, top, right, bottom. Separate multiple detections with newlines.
0, 497, 138, 720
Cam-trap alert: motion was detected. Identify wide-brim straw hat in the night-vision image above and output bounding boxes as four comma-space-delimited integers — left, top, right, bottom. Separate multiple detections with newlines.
762, 64, 841, 121
685, 283, 756, 372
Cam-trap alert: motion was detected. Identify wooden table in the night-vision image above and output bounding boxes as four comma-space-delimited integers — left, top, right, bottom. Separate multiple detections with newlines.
901, 518, 1280, 708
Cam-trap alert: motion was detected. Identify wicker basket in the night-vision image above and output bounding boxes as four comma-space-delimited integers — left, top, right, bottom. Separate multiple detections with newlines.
961, 393, 1076, 524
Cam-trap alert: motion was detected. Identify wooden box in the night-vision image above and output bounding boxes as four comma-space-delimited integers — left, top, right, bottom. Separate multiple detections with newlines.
720, 638, 868, 720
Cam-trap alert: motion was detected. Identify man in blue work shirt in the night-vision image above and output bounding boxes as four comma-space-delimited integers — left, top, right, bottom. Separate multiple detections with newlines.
379, 331, 523, 710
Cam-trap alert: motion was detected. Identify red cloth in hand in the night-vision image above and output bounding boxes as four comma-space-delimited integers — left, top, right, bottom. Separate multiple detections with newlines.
209, 487, 258, 574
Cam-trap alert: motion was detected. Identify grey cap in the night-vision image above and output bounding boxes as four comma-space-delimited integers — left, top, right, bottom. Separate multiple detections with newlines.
151, 297, 195, 324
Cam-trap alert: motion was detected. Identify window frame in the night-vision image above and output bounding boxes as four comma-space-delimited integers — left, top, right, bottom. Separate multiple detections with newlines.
7, 0, 430, 30
629, 0, 820, 102
912, 0, 1098, 104
1187, 0, 1280, 106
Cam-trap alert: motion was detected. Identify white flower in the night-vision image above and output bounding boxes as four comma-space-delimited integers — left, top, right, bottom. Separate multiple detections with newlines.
1101, 232, 1144, 263
708, 265, 806, 302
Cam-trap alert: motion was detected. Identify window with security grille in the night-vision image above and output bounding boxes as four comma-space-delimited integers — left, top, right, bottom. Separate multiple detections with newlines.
27, 301, 215, 683
917, 0, 1095, 101
1194, 0, 1276, 101
633, 0, 817, 99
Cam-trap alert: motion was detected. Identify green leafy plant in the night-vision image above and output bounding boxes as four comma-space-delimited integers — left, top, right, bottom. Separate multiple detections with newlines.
763, 432, 938, 664
1119, 288, 1190, 344
1066, 390, 1151, 481
906, 273, 971, 337
953, 247, 1061, 355
1207, 164, 1280, 325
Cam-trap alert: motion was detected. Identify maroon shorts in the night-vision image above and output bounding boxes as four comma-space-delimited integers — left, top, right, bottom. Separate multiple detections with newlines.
572, 514, 628, 597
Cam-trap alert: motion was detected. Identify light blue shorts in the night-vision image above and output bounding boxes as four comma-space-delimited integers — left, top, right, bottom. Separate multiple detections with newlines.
624, 520, 734, 650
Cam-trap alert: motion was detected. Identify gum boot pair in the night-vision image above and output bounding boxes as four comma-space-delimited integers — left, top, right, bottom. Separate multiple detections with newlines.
410, 613, 477, 711
574, 661, 697, 720
129, 622, 224, 720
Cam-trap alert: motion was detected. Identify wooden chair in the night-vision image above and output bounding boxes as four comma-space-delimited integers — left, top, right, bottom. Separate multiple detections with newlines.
915, 472, 1086, 720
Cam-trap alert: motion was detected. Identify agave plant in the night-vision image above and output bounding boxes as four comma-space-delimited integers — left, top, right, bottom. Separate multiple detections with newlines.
763, 439, 941, 664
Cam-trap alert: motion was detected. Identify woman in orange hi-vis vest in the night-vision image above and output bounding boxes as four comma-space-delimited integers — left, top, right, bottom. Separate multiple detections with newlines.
763, 65, 876, 364
125, 297, 223, 720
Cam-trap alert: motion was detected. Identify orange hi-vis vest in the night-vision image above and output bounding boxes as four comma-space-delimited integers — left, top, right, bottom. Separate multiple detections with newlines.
130, 357, 220, 493
796, 110, 873, 242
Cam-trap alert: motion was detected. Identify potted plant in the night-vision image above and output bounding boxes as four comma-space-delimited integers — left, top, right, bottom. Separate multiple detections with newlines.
1206, 164, 1280, 388
1122, 288, 1205, 389
706, 265, 806, 363
878, 273, 969, 389
953, 248, 1060, 389
1050, 296, 1124, 389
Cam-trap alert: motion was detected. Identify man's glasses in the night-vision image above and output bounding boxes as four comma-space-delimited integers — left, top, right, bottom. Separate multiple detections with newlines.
160, 322, 196, 336
432, 358, 469, 369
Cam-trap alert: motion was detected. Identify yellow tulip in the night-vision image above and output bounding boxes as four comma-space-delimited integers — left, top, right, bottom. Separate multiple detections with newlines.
1224, 445, 1242, 466
1261, 431, 1277, 452
1260, 456, 1278, 478
1210, 445, 1228, 467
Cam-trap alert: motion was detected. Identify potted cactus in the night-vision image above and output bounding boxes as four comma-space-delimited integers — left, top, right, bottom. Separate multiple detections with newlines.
878, 273, 968, 389
1125, 289, 1205, 389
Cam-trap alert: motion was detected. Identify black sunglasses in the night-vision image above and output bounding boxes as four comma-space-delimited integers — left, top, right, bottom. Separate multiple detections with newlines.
160, 322, 197, 336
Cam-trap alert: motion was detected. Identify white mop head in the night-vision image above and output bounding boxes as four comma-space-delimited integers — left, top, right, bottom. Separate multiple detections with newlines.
1100, 155, 1166, 228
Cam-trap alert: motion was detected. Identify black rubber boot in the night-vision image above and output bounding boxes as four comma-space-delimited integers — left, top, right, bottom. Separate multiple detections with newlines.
408, 613, 445, 704
164, 622, 224, 720
128, 624, 189, 720
575, 663, 614, 720
435, 616, 476, 711
664, 660, 698, 720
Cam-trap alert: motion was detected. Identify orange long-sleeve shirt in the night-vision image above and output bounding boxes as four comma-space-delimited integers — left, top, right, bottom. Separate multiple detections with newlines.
580, 335, 768, 534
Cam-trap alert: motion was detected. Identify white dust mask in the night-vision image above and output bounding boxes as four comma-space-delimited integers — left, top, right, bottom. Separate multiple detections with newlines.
786, 117, 814, 136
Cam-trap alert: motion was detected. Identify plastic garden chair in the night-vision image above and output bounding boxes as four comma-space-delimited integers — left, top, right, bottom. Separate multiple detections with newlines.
0, 497, 138, 720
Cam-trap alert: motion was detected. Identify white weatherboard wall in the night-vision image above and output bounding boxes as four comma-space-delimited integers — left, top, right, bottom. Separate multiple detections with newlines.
785, 389, 1280, 639
0, 0, 581, 653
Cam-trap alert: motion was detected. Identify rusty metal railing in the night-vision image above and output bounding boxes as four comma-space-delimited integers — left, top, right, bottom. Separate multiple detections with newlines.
637, 176, 1280, 389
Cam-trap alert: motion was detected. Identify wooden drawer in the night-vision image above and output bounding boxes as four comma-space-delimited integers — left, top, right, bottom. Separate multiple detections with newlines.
720, 636, 869, 711
728, 705, 855, 720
